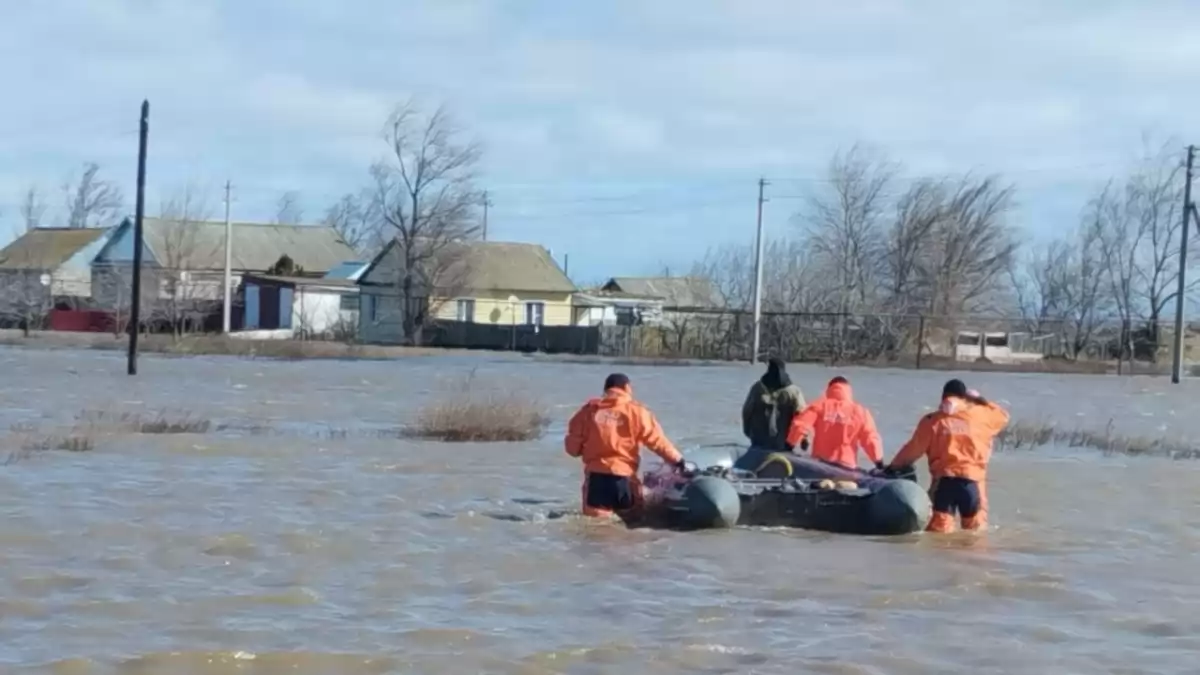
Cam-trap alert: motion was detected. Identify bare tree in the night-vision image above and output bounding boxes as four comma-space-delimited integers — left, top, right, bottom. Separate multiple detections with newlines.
368, 99, 482, 343
0, 249, 54, 337
882, 179, 943, 313
762, 239, 831, 313
1129, 146, 1189, 353
1093, 180, 1140, 362
1009, 219, 1110, 360
274, 190, 304, 225
153, 186, 217, 338
1091, 141, 1197, 362
0, 194, 53, 335
1010, 240, 1070, 333
0, 268, 53, 337
920, 174, 1019, 316
690, 244, 754, 312
797, 143, 897, 312
20, 187, 47, 232
322, 192, 381, 255
686, 236, 837, 360
1060, 209, 1112, 358
62, 162, 123, 229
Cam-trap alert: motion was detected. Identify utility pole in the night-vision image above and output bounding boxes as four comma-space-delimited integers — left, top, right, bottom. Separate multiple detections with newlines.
222, 180, 233, 333
750, 177, 768, 365
1171, 144, 1197, 384
127, 100, 149, 376
481, 190, 491, 241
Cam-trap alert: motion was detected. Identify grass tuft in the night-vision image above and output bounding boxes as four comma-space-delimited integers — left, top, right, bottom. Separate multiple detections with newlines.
5, 427, 96, 465
408, 369, 550, 442
21, 434, 95, 453
75, 409, 212, 435
997, 420, 1199, 459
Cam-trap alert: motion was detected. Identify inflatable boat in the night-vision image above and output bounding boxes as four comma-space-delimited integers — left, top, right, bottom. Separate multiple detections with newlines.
639, 445, 932, 535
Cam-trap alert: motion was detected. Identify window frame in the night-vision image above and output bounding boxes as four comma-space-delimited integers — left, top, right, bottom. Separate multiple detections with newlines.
456, 298, 476, 323
524, 301, 545, 326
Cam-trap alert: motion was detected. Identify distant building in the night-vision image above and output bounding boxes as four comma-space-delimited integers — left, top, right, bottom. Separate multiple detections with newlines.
955, 330, 1047, 364
0, 227, 113, 308
598, 276, 724, 325
356, 239, 577, 344
237, 261, 368, 340
90, 217, 358, 316
571, 288, 666, 326
601, 276, 722, 306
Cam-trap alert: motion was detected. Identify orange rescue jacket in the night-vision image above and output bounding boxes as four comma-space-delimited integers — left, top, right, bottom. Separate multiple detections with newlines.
888, 398, 1010, 482
564, 388, 682, 476
785, 381, 883, 468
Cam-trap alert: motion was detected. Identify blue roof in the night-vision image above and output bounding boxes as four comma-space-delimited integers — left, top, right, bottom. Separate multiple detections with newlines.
322, 260, 368, 281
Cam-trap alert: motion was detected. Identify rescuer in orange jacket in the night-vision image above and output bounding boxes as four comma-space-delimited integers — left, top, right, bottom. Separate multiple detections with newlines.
784, 376, 884, 470
564, 373, 686, 519
886, 378, 1010, 533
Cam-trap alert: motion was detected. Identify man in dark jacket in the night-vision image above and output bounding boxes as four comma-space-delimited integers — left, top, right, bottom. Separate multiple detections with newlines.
741, 357, 806, 451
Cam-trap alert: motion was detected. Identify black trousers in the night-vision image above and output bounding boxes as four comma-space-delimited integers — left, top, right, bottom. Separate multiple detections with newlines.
583, 472, 637, 512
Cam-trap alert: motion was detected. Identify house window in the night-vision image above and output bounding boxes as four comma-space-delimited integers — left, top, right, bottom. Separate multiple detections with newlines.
456, 298, 476, 323
524, 301, 545, 326
339, 294, 358, 311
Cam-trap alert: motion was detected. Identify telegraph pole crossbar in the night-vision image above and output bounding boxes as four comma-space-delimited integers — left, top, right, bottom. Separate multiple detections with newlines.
1170, 144, 1196, 384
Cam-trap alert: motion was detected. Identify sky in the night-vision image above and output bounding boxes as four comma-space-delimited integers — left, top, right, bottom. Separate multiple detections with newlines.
2, 0, 1199, 283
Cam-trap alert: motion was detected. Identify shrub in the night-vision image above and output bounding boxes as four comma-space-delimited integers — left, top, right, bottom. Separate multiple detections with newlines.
409, 370, 549, 442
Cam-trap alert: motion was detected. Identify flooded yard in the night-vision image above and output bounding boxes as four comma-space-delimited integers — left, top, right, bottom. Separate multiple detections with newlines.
1, 346, 1198, 674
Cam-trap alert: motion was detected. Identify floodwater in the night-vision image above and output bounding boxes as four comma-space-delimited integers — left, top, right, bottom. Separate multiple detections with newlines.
1, 347, 1199, 675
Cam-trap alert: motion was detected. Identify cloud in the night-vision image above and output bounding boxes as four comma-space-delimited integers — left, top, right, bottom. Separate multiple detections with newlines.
1, 0, 1198, 279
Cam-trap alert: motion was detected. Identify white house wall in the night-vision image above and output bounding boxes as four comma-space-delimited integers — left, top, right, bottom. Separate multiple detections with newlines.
293, 287, 356, 336
50, 268, 92, 298
574, 306, 611, 326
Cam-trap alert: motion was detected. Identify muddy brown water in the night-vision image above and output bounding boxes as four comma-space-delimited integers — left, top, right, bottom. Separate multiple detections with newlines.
1, 347, 1199, 674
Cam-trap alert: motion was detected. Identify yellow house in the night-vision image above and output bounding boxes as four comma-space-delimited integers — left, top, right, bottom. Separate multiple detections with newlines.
356, 238, 577, 344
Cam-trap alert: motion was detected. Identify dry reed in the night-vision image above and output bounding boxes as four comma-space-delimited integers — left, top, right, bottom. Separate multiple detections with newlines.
408, 370, 549, 442
75, 409, 212, 434
4, 426, 97, 465
996, 420, 1198, 459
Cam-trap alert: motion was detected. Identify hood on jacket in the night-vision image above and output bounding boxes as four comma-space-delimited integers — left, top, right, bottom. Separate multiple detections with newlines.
824, 377, 852, 401
761, 357, 792, 391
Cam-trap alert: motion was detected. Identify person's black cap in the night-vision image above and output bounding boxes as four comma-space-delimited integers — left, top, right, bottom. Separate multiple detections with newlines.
942, 378, 968, 398
604, 373, 631, 390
